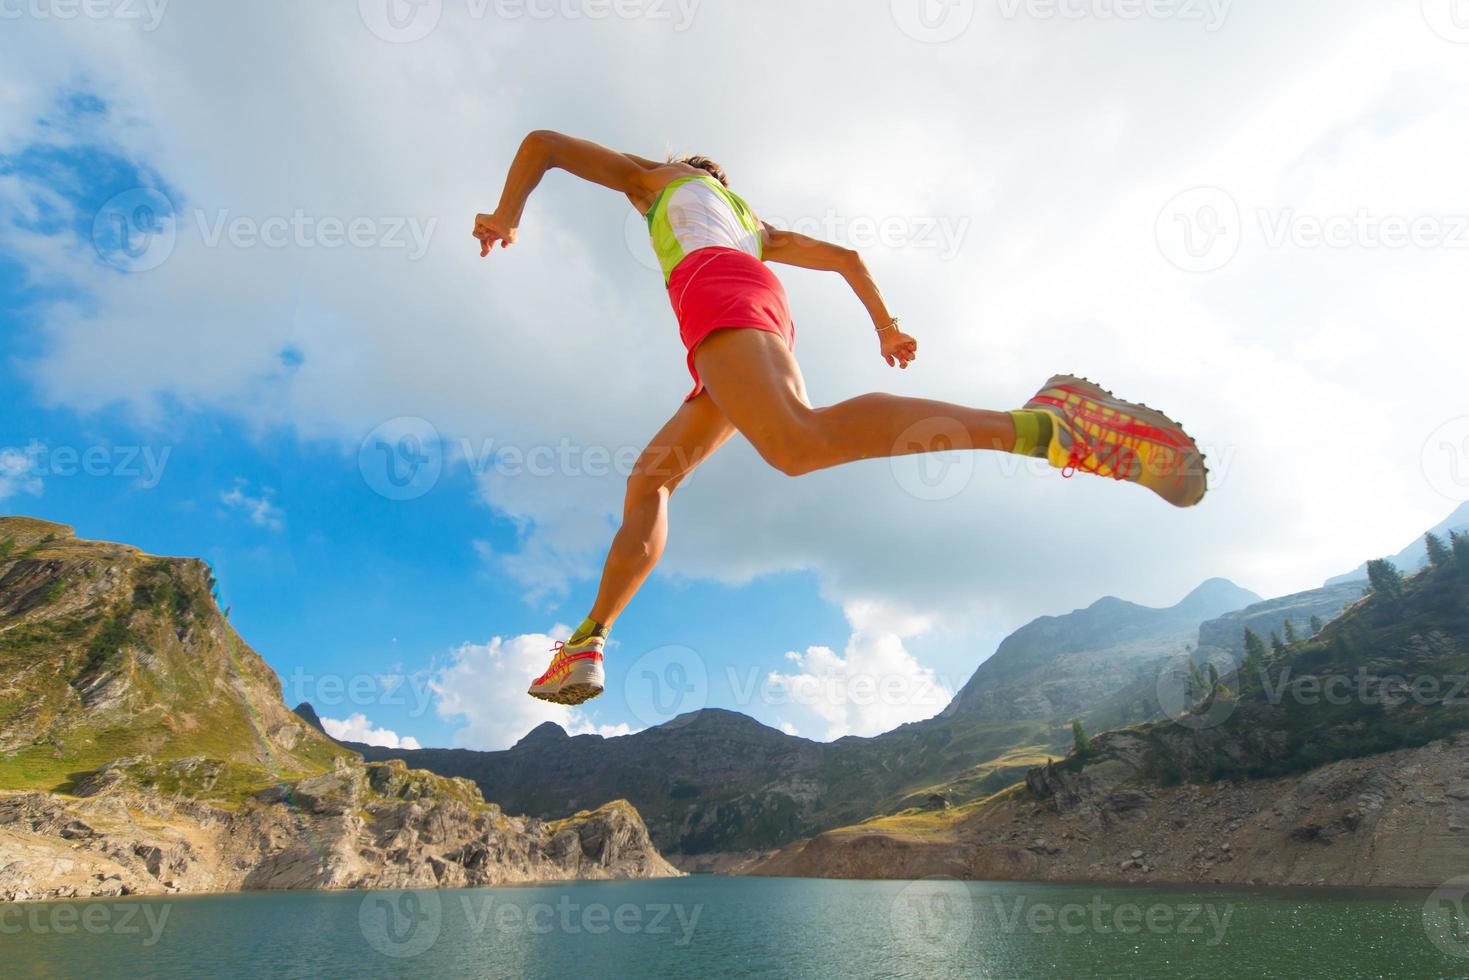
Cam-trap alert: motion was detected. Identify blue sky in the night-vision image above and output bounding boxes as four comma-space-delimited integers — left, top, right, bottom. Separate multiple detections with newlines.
3, 1, 1467, 750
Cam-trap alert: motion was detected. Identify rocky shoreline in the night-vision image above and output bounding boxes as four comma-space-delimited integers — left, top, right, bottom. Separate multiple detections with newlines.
0, 759, 680, 903
750, 735, 1469, 889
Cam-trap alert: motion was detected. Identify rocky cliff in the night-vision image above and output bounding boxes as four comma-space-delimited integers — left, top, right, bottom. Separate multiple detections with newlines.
333, 579, 1264, 861
750, 735, 1469, 888
752, 541, 1469, 887
0, 517, 677, 901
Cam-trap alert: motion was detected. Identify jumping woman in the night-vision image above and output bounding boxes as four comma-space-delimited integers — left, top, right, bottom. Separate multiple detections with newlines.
472, 131, 1208, 706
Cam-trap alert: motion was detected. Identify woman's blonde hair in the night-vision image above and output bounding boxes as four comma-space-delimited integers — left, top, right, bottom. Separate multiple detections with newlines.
670, 153, 728, 187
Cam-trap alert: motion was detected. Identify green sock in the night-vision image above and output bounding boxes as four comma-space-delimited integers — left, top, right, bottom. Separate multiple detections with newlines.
569, 616, 609, 645
1008, 410, 1054, 459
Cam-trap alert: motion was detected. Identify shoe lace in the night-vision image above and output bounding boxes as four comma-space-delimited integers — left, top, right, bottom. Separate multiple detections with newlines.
1062, 436, 1138, 482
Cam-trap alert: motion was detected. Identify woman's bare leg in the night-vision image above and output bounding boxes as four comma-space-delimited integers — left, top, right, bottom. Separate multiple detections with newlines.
693, 329, 1019, 476
587, 392, 736, 627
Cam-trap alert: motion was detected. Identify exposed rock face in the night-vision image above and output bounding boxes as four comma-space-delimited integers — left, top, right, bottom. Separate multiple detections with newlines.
755, 554, 1469, 887
751, 735, 1469, 888
337, 578, 1265, 861
0, 762, 677, 902
949, 578, 1262, 720
0, 517, 347, 777
0, 518, 678, 901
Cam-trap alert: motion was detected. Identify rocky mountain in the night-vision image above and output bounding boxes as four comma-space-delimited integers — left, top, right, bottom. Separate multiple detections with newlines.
752, 537, 1469, 887
1327, 502, 1469, 585
0, 517, 676, 900
750, 735, 1469, 888
946, 578, 1259, 722
330, 578, 1264, 864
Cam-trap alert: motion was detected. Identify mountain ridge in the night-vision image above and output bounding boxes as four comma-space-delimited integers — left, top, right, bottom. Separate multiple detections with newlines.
323, 577, 1265, 861
0, 516, 678, 900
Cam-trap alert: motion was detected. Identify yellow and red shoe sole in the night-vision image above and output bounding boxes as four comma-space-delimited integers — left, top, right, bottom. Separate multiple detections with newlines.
528, 651, 605, 706
1026, 374, 1208, 508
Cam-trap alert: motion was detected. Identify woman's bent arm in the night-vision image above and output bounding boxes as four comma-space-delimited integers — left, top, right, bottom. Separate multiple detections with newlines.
475, 131, 661, 254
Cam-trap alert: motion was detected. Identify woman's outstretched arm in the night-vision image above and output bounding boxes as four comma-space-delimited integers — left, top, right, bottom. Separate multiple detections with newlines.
761, 223, 918, 369
474, 131, 664, 256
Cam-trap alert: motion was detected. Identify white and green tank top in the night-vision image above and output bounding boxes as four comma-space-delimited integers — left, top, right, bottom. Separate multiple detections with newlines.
645, 174, 763, 283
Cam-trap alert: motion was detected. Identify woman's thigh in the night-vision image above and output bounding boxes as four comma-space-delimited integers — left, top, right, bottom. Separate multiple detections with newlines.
629, 390, 737, 496
691, 328, 813, 452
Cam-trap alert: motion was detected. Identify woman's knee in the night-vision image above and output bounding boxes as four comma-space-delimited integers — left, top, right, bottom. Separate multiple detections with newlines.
625, 469, 672, 504
747, 416, 823, 477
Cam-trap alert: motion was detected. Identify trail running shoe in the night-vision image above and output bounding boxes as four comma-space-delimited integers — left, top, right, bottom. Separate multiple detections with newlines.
528, 636, 606, 705
1025, 374, 1208, 508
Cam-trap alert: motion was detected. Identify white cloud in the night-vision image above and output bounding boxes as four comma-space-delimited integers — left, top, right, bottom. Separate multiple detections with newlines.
0, 449, 43, 502
220, 482, 284, 531
1, 1, 1466, 661
428, 628, 634, 751
766, 601, 953, 741
320, 712, 422, 750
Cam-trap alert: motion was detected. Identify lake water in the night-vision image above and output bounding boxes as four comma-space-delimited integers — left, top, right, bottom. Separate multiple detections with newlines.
5, 876, 1467, 978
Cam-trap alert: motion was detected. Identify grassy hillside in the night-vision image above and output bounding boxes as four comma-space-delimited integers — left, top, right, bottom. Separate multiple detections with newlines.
1052, 536, 1469, 789
774, 538, 1469, 852
338, 580, 1263, 855
0, 517, 351, 798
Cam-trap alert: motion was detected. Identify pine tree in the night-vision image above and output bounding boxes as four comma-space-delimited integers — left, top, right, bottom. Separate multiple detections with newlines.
1426, 532, 1452, 569
1366, 559, 1405, 601
1453, 532, 1469, 581
1242, 628, 1268, 691
1270, 632, 1287, 658
1283, 619, 1298, 646
1187, 660, 1206, 703
1310, 615, 1325, 635
1071, 719, 1091, 758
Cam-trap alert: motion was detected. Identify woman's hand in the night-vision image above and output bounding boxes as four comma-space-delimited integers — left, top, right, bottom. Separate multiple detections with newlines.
473, 212, 516, 257
880, 325, 918, 369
